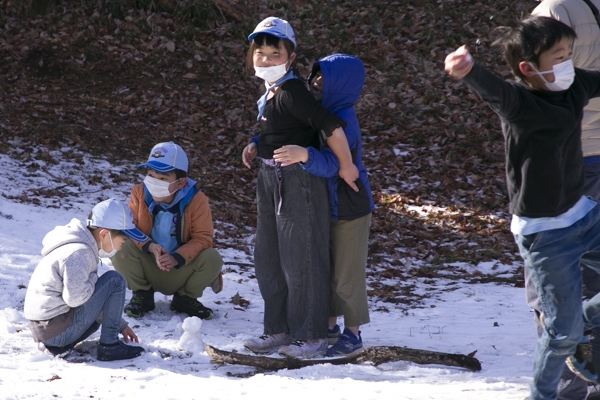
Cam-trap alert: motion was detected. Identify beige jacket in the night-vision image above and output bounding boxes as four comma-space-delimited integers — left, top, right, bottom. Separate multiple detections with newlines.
533, 0, 600, 157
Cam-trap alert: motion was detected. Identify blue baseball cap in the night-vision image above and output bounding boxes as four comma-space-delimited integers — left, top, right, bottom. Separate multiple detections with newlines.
138, 142, 188, 173
248, 17, 296, 48
87, 199, 148, 242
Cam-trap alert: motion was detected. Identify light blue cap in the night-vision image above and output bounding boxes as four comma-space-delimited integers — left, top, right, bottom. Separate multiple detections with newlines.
138, 142, 188, 173
87, 199, 148, 242
248, 17, 296, 48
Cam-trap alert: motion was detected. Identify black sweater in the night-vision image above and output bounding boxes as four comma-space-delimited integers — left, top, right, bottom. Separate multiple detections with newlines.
462, 63, 600, 218
258, 79, 346, 159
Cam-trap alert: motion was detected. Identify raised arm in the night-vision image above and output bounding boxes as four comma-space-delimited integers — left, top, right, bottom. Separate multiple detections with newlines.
445, 45, 523, 120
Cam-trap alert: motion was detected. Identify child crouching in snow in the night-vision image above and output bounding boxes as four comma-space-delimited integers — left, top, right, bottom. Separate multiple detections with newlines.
24, 198, 146, 361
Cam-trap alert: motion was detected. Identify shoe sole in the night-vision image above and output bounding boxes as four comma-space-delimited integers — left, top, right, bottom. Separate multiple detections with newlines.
278, 345, 328, 359
326, 347, 365, 358
279, 351, 327, 359
44, 348, 73, 359
125, 310, 144, 319
97, 351, 144, 362
170, 306, 214, 320
243, 345, 282, 354
565, 357, 598, 382
124, 305, 154, 319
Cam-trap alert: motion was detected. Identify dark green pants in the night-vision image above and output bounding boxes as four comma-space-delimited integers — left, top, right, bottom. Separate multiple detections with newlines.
329, 213, 371, 327
112, 241, 222, 299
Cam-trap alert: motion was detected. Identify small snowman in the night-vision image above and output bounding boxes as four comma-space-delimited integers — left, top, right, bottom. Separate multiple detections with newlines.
177, 316, 204, 354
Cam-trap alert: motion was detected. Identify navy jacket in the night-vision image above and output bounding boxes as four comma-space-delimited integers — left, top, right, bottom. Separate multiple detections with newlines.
302, 54, 374, 220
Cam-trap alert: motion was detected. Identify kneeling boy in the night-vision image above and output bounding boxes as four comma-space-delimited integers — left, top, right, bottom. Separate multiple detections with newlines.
24, 199, 146, 361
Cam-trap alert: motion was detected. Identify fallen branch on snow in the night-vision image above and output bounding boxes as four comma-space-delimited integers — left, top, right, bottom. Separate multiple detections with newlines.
206, 345, 481, 372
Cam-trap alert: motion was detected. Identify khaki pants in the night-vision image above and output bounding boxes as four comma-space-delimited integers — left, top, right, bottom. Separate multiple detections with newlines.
112, 240, 223, 299
329, 213, 371, 327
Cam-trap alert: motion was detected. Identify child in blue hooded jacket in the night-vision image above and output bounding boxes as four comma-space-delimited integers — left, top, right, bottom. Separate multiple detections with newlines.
271, 54, 374, 356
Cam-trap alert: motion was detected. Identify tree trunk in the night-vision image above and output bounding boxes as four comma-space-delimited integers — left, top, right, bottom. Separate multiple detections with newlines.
205, 345, 482, 372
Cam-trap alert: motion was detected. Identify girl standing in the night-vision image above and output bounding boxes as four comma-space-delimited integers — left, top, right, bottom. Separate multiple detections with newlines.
242, 17, 358, 359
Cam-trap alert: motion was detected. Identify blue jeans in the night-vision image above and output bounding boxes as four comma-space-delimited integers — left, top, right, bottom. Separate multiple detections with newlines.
516, 203, 600, 400
43, 271, 126, 348
524, 161, 600, 399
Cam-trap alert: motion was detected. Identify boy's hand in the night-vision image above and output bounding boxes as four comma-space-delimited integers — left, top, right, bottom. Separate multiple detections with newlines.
148, 242, 164, 258
242, 142, 258, 169
444, 45, 474, 79
148, 243, 167, 268
121, 326, 139, 343
273, 145, 309, 166
339, 164, 359, 192
157, 254, 177, 271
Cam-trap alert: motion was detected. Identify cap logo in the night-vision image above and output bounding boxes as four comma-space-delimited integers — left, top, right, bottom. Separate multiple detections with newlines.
151, 147, 168, 159
263, 20, 277, 27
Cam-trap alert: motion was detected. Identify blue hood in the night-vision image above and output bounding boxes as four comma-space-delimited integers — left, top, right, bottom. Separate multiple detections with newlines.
309, 54, 365, 114
302, 54, 373, 220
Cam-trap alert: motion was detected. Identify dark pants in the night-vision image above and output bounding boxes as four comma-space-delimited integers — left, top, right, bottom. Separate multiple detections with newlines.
524, 160, 600, 399
254, 162, 330, 341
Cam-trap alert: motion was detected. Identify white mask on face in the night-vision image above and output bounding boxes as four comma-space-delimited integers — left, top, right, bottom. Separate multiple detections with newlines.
98, 232, 118, 258
144, 175, 179, 198
254, 61, 289, 83
528, 59, 575, 91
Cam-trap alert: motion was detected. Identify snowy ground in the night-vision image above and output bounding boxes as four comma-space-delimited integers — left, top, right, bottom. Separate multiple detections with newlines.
0, 148, 534, 399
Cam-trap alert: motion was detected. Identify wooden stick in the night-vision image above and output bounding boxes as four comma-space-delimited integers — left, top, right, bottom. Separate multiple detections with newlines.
205, 345, 481, 372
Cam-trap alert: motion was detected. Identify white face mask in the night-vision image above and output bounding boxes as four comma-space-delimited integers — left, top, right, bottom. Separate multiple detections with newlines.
254, 61, 289, 83
144, 175, 179, 198
98, 232, 118, 258
529, 59, 575, 91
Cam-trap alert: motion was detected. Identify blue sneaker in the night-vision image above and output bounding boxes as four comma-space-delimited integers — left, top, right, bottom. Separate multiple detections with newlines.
327, 324, 341, 345
565, 335, 597, 382
326, 328, 363, 357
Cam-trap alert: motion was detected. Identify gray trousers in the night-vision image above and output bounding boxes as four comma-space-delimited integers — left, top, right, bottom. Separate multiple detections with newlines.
329, 213, 371, 327
254, 162, 330, 341
112, 241, 223, 299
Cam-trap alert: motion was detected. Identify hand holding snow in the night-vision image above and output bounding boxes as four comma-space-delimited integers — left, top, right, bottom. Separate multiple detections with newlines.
177, 316, 204, 354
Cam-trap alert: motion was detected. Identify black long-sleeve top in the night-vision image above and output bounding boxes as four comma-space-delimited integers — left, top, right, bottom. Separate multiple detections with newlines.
462, 63, 600, 218
258, 79, 347, 159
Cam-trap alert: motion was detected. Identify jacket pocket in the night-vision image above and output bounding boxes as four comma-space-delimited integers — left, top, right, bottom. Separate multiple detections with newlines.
337, 177, 371, 220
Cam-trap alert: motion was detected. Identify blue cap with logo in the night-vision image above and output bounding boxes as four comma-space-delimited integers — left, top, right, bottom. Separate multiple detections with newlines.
87, 199, 148, 242
138, 141, 188, 173
248, 17, 296, 48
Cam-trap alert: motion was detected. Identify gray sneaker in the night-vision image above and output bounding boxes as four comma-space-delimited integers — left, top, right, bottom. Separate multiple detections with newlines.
278, 339, 328, 359
244, 333, 292, 354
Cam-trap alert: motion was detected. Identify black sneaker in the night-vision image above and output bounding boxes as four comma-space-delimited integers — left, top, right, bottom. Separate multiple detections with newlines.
97, 341, 145, 361
42, 342, 75, 358
124, 288, 155, 318
170, 293, 214, 320
566, 335, 597, 382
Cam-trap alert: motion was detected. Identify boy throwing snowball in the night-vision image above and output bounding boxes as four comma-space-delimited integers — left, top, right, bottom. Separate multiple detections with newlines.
445, 16, 600, 400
